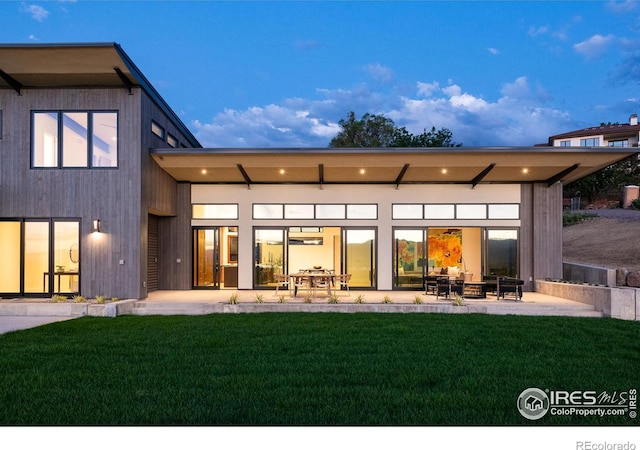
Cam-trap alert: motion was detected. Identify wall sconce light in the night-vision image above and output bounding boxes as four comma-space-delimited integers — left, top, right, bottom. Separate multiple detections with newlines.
92, 219, 101, 233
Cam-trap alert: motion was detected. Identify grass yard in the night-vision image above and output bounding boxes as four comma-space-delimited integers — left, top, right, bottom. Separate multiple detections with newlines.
0, 313, 637, 425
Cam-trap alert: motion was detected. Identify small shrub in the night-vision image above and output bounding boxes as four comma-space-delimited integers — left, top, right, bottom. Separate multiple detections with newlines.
413, 295, 423, 304
254, 294, 264, 303
111, 297, 119, 303
277, 294, 286, 303
383, 295, 393, 304
328, 295, 339, 304
563, 212, 596, 227
95, 295, 107, 304
355, 294, 365, 304
72, 295, 86, 303
229, 292, 238, 305
303, 295, 313, 304
631, 198, 640, 210
51, 294, 67, 303
452, 294, 465, 307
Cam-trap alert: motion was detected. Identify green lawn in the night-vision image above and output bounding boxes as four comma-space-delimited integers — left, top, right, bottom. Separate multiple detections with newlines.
0, 313, 637, 425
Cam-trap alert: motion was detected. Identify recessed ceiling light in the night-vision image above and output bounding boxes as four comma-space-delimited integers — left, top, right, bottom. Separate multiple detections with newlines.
522, 168, 529, 175
359, 168, 366, 175
279, 168, 285, 175
441, 168, 448, 175
201, 169, 207, 175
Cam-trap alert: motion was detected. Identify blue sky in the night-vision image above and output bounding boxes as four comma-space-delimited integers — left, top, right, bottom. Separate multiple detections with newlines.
2, 0, 640, 147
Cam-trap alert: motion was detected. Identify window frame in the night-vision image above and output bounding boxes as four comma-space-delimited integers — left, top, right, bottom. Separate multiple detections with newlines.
151, 121, 165, 140
31, 110, 119, 169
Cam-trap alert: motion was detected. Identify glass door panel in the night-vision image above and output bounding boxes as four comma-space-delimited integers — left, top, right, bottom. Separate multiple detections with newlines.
24, 221, 49, 294
193, 228, 219, 288
485, 229, 518, 277
393, 229, 425, 289
344, 228, 376, 288
53, 221, 80, 294
0, 221, 21, 293
254, 228, 285, 288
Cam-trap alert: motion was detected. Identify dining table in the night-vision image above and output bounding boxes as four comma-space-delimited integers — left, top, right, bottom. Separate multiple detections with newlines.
290, 271, 334, 298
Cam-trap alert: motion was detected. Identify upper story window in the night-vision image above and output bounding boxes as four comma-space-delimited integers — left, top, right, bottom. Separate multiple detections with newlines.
580, 137, 600, 147
32, 111, 118, 168
151, 121, 165, 140
559, 140, 571, 147
608, 139, 629, 147
167, 133, 178, 148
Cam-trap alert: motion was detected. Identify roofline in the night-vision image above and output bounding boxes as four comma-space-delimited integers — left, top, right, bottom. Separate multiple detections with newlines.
0, 42, 202, 148
150, 145, 639, 156
112, 43, 201, 148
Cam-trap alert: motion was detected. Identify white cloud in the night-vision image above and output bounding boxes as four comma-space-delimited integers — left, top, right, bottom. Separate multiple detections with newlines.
193, 76, 572, 148
573, 34, 615, 59
528, 25, 549, 37
487, 47, 499, 55
417, 81, 440, 97
21, 4, 49, 21
607, 0, 637, 13
364, 63, 394, 83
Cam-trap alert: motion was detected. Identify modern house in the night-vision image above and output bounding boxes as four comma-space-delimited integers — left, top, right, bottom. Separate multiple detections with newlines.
1, 43, 637, 300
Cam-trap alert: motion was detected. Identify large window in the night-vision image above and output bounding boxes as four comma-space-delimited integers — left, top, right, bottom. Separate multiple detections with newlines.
0, 219, 80, 296
32, 111, 118, 168
580, 138, 600, 147
485, 229, 518, 278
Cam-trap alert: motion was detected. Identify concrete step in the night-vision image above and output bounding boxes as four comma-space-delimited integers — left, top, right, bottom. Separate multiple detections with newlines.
130, 301, 603, 317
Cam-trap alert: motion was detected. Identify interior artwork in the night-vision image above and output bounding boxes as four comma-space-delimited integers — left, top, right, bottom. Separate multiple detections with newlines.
428, 229, 462, 269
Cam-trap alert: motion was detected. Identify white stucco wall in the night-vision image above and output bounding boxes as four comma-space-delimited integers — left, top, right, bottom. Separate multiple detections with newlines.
191, 184, 521, 290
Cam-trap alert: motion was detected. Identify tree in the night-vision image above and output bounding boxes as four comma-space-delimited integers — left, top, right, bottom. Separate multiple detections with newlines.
329, 111, 461, 148
564, 155, 640, 205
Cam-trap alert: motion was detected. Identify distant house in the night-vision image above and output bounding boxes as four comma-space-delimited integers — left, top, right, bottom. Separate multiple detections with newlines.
1, 43, 637, 300
548, 114, 640, 148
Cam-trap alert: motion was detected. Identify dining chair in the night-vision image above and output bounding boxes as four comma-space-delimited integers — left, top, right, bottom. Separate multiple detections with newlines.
336, 273, 351, 296
273, 273, 290, 296
292, 274, 310, 297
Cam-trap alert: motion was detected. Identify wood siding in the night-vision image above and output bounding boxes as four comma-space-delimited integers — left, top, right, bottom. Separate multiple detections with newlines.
520, 182, 564, 289
0, 87, 197, 299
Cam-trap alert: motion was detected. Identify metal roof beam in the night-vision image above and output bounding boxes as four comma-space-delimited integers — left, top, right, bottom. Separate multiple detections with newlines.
546, 163, 579, 187
471, 163, 496, 189
237, 164, 252, 190
0, 69, 22, 95
113, 67, 133, 95
394, 164, 410, 189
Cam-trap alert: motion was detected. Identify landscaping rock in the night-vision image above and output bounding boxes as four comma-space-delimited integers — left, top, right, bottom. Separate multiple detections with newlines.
617, 269, 630, 286
626, 271, 640, 288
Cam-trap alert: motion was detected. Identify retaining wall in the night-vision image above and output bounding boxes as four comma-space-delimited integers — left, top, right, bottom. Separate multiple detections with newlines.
536, 280, 638, 321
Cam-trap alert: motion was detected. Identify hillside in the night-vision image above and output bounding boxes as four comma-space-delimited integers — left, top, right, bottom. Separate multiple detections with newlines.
563, 210, 640, 272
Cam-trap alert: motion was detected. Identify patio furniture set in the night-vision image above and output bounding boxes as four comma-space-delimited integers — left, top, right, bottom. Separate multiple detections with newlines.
425, 275, 524, 301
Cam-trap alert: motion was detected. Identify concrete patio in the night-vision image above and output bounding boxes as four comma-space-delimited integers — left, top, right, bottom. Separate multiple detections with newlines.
0, 288, 608, 335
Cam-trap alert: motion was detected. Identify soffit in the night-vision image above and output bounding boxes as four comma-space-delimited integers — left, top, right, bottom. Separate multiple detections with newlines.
150, 147, 638, 186
0, 44, 139, 88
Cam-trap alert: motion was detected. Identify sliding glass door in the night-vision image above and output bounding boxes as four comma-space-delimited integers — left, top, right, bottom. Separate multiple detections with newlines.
0, 219, 80, 297
343, 228, 377, 289
393, 228, 426, 289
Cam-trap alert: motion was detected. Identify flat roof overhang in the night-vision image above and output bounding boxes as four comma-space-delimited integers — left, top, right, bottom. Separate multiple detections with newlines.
0, 43, 201, 147
150, 146, 639, 187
